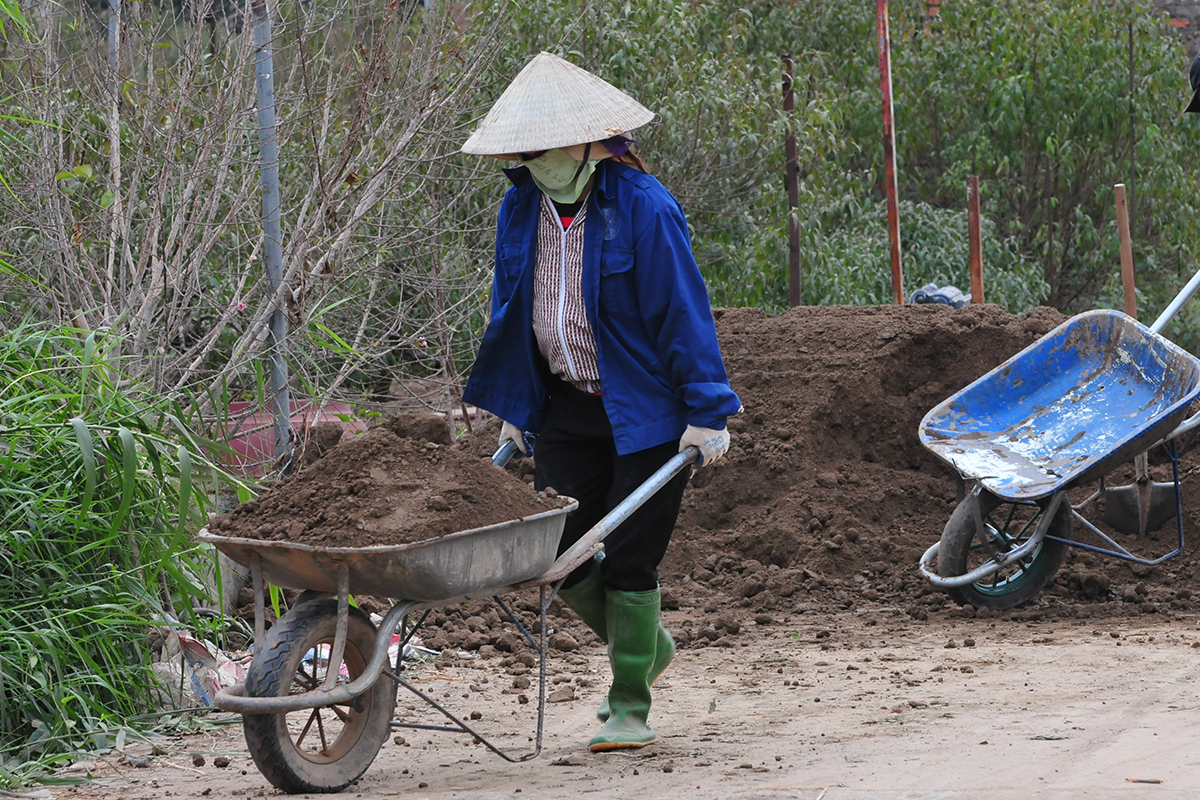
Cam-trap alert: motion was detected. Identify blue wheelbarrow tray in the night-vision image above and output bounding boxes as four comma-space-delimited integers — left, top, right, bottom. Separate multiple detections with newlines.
919, 310, 1200, 502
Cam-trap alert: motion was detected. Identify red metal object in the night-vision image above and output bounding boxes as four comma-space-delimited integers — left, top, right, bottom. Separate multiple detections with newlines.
968, 175, 984, 304
877, 0, 904, 305
784, 55, 801, 307
220, 400, 368, 476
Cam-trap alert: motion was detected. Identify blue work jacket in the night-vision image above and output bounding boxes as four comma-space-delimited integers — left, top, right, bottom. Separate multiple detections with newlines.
463, 159, 741, 455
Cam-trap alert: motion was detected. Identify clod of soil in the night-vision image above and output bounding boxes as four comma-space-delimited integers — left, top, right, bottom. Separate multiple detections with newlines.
208, 414, 570, 547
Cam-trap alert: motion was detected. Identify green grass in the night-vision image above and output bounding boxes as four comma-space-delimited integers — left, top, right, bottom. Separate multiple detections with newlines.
0, 322, 239, 785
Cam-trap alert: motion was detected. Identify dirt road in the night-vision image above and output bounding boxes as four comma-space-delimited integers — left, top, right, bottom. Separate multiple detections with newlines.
60, 607, 1200, 800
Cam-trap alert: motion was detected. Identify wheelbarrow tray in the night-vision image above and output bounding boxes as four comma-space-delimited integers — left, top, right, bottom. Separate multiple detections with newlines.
198, 501, 577, 602
919, 310, 1200, 501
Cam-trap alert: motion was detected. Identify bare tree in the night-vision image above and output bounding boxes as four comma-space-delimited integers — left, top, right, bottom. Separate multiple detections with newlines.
2, 0, 510, 450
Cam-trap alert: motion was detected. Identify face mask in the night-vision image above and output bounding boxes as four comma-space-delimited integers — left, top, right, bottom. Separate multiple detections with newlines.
522, 148, 597, 204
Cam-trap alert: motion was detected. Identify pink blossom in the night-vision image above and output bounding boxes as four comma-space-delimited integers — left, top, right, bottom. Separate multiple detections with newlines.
237, 302, 247, 312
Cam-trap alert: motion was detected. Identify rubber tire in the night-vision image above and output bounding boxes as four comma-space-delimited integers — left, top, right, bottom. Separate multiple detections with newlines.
243, 599, 394, 793
937, 489, 1069, 611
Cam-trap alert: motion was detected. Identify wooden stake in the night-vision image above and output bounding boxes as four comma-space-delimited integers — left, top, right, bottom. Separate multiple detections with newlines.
967, 176, 984, 304
784, 55, 801, 308
1116, 183, 1136, 319
877, 0, 904, 304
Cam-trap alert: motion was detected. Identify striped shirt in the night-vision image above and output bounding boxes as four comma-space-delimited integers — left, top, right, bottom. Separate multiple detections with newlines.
532, 193, 601, 394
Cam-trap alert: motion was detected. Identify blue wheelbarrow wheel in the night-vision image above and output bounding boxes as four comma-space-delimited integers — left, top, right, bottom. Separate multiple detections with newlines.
937, 489, 1070, 611
243, 599, 395, 793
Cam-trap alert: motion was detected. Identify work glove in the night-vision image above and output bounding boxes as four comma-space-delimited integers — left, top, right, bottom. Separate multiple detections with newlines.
679, 424, 730, 467
499, 420, 529, 456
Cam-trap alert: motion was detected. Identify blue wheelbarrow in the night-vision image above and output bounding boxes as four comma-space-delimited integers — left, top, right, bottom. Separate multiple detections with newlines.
916, 287, 1200, 610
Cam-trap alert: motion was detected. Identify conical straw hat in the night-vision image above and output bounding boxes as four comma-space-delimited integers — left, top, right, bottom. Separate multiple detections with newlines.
462, 52, 654, 157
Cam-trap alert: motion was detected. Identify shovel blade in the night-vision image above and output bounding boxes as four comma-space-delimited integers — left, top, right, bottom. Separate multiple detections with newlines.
1102, 481, 1177, 537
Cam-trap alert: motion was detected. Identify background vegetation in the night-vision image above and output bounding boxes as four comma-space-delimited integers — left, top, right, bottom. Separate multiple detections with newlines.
2, 0, 1200, 782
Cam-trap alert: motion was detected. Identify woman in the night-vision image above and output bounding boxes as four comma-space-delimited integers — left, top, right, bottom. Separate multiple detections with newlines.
461, 52, 741, 752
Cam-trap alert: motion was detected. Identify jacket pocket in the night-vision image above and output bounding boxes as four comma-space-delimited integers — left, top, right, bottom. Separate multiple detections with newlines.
497, 240, 528, 282
599, 247, 638, 315
494, 241, 528, 305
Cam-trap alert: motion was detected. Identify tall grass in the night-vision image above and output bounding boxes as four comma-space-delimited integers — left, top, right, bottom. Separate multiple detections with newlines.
0, 323, 231, 784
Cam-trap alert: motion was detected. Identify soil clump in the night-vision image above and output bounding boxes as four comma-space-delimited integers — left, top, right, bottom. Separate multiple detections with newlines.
209, 414, 569, 547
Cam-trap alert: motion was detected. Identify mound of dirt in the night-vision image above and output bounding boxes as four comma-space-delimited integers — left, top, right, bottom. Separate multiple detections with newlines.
662, 302, 1200, 627
209, 414, 570, 547
227, 303, 1200, 654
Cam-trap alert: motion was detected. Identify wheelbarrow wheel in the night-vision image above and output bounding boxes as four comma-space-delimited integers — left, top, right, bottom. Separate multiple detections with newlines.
243, 599, 394, 794
937, 489, 1069, 611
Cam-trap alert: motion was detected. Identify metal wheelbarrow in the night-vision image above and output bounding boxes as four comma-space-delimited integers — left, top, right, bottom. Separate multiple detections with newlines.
916, 292, 1200, 611
199, 445, 700, 793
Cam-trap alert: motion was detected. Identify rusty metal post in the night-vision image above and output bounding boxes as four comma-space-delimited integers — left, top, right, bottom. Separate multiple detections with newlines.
876, 0, 904, 304
784, 55, 801, 307
967, 176, 984, 304
1116, 184, 1136, 319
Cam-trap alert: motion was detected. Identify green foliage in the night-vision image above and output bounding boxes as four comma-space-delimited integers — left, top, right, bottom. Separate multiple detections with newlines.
759, 0, 1200, 318
480, 0, 1200, 322
804, 198, 1047, 310
0, 0, 27, 41
0, 324, 231, 782
470, 0, 848, 309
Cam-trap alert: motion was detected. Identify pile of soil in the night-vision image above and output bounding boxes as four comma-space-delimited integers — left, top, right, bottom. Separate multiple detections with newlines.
228, 303, 1200, 653
662, 303, 1200, 626
209, 414, 570, 547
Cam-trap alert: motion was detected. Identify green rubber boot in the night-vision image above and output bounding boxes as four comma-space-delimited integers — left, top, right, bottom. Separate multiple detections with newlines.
596, 619, 673, 722
557, 559, 609, 646
588, 589, 661, 752
558, 563, 674, 723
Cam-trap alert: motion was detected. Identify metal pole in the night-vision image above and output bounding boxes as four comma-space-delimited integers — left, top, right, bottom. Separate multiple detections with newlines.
783, 55, 801, 308
876, 0, 904, 304
967, 176, 984, 304
252, 0, 291, 469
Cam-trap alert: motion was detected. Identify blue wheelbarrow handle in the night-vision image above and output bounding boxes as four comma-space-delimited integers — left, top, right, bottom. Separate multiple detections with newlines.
492, 439, 521, 467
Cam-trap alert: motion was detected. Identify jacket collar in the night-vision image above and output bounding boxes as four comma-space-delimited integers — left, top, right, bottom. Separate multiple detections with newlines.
502, 164, 536, 197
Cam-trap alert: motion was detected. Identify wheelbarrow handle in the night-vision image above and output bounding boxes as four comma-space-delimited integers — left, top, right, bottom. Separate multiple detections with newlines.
492, 439, 521, 467
1151, 265, 1200, 335
540, 446, 701, 584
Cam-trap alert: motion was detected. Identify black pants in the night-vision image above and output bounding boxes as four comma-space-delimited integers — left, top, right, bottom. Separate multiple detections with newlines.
534, 378, 691, 592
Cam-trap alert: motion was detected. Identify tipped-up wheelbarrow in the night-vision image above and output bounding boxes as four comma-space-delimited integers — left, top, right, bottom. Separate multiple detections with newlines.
916, 277, 1200, 611
198, 446, 698, 794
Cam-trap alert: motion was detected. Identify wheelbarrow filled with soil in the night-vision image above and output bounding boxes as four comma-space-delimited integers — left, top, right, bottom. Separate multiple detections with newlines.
916, 304, 1200, 611
200, 427, 699, 794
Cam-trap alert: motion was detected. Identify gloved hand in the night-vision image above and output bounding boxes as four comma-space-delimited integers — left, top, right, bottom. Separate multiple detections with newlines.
679, 424, 730, 466
499, 420, 529, 455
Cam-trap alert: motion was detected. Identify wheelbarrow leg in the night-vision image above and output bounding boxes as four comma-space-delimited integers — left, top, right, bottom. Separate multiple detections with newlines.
388, 585, 557, 763
251, 552, 265, 649
321, 565, 351, 691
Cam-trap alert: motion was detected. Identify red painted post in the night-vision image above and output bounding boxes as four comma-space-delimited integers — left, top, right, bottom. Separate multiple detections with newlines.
877, 0, 904, 305
967, 176, 984, 304
784, 55, 801, 307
